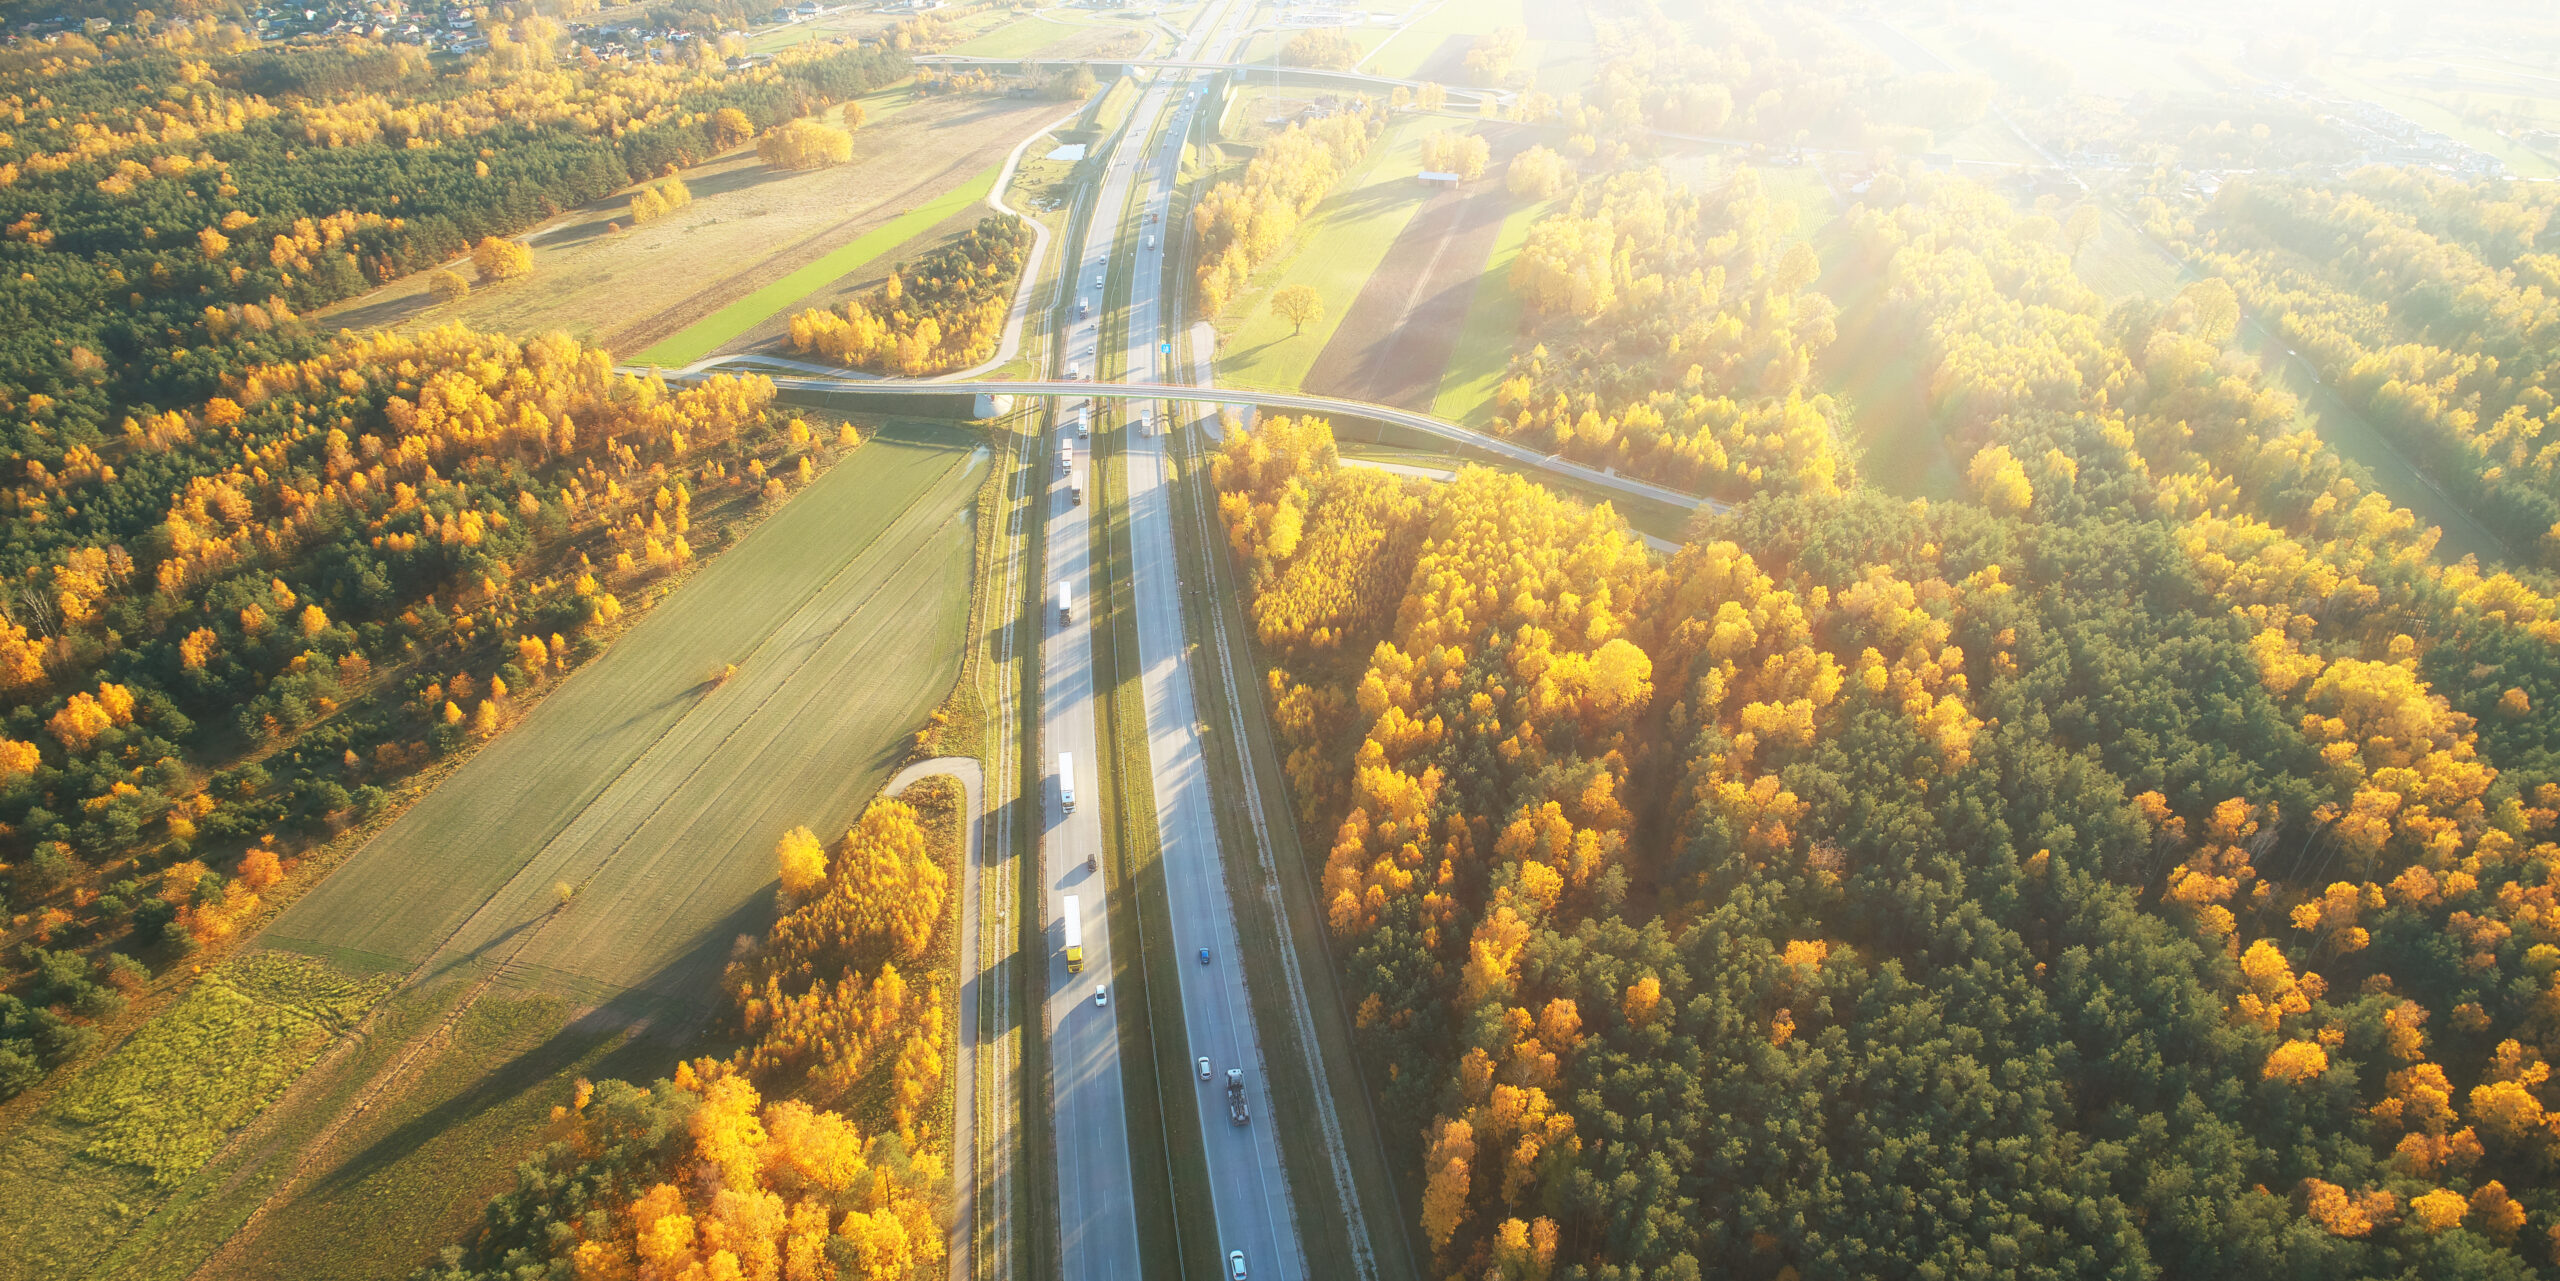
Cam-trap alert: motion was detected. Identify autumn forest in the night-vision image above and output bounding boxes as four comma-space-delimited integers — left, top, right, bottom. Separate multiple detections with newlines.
7, 0, 2560, 1278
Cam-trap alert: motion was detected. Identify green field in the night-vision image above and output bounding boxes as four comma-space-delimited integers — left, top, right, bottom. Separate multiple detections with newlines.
1367, 0, 1526, 79
271, 425, 985, 1000
950, 15, 1084, 59
1429, 193, 1548, 424
1215, 115, 1462, 391
632, 164, 1004, 368
0, 954, 399, 1279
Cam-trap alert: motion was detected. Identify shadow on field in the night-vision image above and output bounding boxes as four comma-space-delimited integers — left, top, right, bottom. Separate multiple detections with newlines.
305, 893, 769, 1200
330, 291, 439, 332
412, 912, 544, 988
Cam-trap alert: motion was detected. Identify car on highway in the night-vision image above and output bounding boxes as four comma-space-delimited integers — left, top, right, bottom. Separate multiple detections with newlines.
1197, 1056, 1211, 1080
1228, 1249, 1248, 1279
1145, 234, 1156, 249
1095, 984, 1109, 1007
1198, 946, 1211, 964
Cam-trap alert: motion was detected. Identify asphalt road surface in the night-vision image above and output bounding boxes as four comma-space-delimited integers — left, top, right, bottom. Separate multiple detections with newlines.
1041, 5, 1247, 1279
1113, 24, 1311, 1281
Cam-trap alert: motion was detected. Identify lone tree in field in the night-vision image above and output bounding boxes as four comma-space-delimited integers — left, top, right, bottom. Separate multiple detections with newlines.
1272, 284, 1324, 336
471, 236, 533, 285
2065, 203, 2101, 262
428, 268, 470, 304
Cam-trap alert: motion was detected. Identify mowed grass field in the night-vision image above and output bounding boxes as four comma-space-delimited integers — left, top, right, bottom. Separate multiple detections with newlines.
271, 424, 986, 1005
319, 91, 1056, 359
1214, 114, 1463, 392
1429, 193, 1547, 425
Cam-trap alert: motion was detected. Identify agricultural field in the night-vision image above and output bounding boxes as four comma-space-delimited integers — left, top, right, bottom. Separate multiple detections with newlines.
270, 424, 984, 995
1212, 114, 1468, 393
319, 91, 1057, 363
1426, 193, 1548, 425
1365, 0, 1525, 81
637, 159, 1007, 367
0, 424, 988, 1281
1302, 126, 1535, 411
0, 954, 397, 1279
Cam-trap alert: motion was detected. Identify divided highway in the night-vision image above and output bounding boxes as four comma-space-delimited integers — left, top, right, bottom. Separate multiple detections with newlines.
1106, 7, 1311, 1279
1029, 2, 1259, 1281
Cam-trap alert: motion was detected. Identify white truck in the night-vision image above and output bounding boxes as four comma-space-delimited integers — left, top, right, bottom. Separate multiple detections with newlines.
1059, 752, 1075, 813
1057, 581, 1072, 625
1063, 893, 1083, 973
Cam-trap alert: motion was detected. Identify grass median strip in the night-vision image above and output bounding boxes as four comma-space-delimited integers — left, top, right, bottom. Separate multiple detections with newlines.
634, 160, 1005, 368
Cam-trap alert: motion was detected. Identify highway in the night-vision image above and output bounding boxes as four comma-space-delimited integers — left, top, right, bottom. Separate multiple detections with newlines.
1042, 384, 1131, 1281
725, 370, 1723, 516
1040, 4, 1263, 1280
911, 53, 1512, 108
1105, 7, 1313, 1280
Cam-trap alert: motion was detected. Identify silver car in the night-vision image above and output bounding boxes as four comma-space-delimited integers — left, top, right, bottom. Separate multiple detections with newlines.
1197, 1056, 1211, 1080
1228, 1250, 1247, 1280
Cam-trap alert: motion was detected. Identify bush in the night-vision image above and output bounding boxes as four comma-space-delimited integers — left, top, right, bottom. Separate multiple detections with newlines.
131, 897, 179, 946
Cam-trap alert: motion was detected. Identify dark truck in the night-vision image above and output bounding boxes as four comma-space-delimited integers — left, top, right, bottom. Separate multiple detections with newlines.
1226, 1068, 1249, 1126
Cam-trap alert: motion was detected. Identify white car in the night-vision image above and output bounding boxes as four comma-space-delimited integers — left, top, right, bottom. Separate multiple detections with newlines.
1197, 1056, 1211, 1080
1095, 984, 1109, 1007
1228, 1250, 1247, 1280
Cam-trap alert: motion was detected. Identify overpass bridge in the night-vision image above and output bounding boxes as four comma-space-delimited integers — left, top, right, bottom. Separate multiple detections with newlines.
914, 54, 1513, 107
648, 359, 1719, 516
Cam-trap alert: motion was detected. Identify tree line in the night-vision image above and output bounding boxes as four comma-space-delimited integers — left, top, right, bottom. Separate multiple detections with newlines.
0, 28, 908, 466
412, 778, 964, 1281
2175, 170, 2560, 560
788, 216, 1032, 376
1193, 109, 1381, 317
